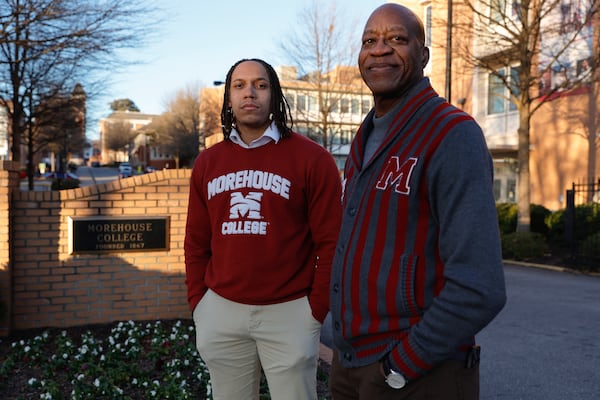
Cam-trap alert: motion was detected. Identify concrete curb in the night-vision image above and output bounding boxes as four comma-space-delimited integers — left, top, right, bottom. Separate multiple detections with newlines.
504, 259, 600, 277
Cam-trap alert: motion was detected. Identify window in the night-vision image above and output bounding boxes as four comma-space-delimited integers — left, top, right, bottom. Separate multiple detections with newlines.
308, 95, 319, 113
487, 66, 519, 115
297, 95, 306, 112
351, 98, 360, 115
340, 98, 350, 114
494, 179, 502, 201
507, 179, 516, 202
361, 98, 371, 114
285, 92, 295, 111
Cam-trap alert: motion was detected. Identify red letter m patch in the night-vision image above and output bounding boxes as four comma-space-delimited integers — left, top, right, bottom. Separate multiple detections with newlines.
375, 156, 418, 194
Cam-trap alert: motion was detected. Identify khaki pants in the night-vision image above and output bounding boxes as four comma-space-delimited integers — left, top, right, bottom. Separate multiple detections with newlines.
193, 289, 322, 400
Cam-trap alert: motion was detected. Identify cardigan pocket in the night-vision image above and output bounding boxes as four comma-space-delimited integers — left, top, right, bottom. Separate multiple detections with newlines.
395, 254, 420, 316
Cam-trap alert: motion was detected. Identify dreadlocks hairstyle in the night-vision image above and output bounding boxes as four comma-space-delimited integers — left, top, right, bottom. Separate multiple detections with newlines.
220, 58, 293, 140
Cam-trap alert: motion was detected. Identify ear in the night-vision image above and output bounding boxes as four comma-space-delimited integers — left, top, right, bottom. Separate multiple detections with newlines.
422, 46, 430, 69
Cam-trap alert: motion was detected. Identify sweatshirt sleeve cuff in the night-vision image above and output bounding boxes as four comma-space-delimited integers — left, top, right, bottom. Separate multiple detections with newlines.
309, 300, 328, 324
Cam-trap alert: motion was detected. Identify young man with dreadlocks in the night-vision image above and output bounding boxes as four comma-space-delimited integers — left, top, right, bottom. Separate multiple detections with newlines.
184, 58, 342, 400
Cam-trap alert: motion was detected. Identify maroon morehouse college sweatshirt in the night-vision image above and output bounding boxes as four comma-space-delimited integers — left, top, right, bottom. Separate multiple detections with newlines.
185, 132, 342, 323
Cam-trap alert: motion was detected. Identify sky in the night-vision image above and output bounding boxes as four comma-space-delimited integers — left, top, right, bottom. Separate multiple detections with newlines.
89, 0, 387, 138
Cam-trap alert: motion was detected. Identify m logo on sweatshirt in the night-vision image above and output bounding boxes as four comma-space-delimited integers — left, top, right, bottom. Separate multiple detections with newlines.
229, 192, 263, 219
222, 192, 268, 235
375, 156, 418, 195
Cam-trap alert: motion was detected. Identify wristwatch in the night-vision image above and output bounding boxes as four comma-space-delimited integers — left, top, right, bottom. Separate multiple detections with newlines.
382, 354, 407, 389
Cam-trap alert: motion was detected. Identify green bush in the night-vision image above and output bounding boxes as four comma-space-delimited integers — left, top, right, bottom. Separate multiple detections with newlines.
574, 203, 600, 239
496, 203, 517, 234
530, 204, 551, 235
501, 231, 549, 261
546, 203, 600, 245
579, 231, 600, 267
545, 208, 566, 245
496, 203, 551, 236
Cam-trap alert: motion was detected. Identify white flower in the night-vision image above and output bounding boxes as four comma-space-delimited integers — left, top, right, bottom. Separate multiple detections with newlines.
24, 346, 31, 353
28, 377, 37, 385
94, 378, 100, 387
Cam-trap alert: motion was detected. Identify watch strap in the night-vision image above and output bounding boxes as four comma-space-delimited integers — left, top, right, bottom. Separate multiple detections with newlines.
382, 353, 394, 376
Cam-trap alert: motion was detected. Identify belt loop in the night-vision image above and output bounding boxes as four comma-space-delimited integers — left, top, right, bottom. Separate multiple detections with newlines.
465, 345, 481, 368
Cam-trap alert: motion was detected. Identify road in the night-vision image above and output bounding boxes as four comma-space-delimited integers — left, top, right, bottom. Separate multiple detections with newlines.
19, 166, 121, 191
479, 264, 600, 400
75, 165, 120, 186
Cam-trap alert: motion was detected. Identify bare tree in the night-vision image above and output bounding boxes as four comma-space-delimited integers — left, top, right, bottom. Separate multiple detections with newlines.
103, 120, 135, 153
33, 83, 86, 183
152, 84, 201, 168
198, 85, 222, 146
279, 0, 363, 151
454, 0, 599, 231
0, 0, 160, 169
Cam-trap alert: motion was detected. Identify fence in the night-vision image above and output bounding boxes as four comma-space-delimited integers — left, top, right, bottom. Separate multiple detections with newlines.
564, 178, 600, 269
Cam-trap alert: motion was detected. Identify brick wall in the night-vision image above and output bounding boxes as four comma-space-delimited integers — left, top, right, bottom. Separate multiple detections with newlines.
4, 168, 192, 333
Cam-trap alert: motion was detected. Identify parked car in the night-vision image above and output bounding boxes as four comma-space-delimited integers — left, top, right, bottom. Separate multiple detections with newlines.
118, 162, 133, 178
145, 166, 157, 173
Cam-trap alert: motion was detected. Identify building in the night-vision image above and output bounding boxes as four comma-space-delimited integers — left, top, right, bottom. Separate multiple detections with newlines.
279, 65, 372, 170
98, 111, 176, 169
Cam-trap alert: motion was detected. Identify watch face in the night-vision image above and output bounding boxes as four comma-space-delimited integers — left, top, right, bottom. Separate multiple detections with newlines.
386, 372, 406, 389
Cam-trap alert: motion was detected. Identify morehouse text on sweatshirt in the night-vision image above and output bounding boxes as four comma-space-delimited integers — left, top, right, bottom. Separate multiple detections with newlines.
185, 132, 342, 323
330, 78, 506, 379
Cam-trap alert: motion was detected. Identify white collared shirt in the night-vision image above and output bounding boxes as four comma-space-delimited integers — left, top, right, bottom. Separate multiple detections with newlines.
229, 122, 281, 149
